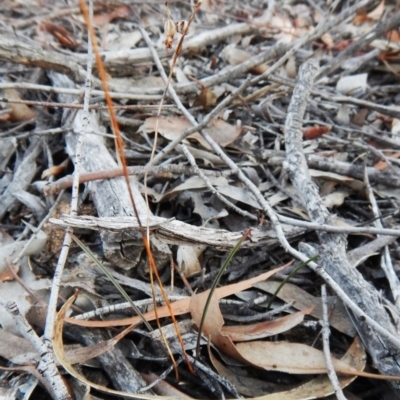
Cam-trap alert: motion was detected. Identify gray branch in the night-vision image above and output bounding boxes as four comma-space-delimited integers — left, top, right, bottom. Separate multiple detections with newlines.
283, 59, 400, 390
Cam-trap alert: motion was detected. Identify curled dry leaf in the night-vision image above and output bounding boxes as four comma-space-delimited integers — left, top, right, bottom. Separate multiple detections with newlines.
189, 286, 371, 378
221, 307, 314, 342
39, 22, 78, 49
54, 293, 176, 400
177, 244, 206, 277
41, 158, 69, 179
55, 268, 288, 400
192, 87, 218, 109
140, 116, 242, 150
3, 89, 35, 122
190, 287, 354, 375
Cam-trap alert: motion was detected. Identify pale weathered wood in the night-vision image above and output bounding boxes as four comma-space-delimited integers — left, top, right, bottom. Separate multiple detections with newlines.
50, 214, 305, 251
48, 72, 170, 269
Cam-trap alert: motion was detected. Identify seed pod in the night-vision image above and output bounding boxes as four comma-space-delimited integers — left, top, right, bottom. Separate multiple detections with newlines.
164, 18, 176, 49
175, 20, 189, 35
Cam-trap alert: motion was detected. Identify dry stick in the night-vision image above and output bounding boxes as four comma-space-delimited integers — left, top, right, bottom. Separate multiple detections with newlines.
149, 0, 374, 168
0, 81, 162, 100
318, 8, 400, 79
355, 139, 400, 180
176, 0, 376, 96
364, 166, 400, 306
0, 297, 71, 399
45, 164, 236, 194
43, 169, 400, 238
79, 0, 189, 378
43, 0, 94, 360
139, 6, 400, 359
268, 74, 400, 120
139, 26, 257, 222
98, 22, 254, 70
144, 0, 203, 237
0, 97, 168, 110
320, 285, 347, 400
276, 216, 400, 237
261, 147, 400, 189
198, 57, 400, 360
284, 60, 400, 384
74, 295, 188, 321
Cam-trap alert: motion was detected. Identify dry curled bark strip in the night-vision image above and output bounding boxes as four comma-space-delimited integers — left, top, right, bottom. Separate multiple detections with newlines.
50, 214, 305, 251
283, 59, 400, 390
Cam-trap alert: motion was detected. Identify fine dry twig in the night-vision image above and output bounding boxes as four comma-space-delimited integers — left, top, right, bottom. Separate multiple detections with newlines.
321, 284, 347, 400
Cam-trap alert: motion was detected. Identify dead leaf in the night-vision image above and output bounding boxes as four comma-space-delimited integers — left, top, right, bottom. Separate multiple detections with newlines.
192, 87, 217, 109
303, 125, 331, 140
248, 337, 366, 400
65, 263, 291, 328
387, 29, 400, 42
39, 22, 78, 49
208, 347, 286, 397
105, 30, 142, 51
54, 293, 174, 400
0, 230, 47, 275
374, 151, 400, 170
254, 281, 355, 336
321, 33, 334, 49
3, 89, 35, 122
321, 191, 349, 209
221, 308, 313, 342
0, 263, 18, 282
177, 245, 206, 277
189, 284, 360, 376
309, 169, 364, 192
367, 0, 385, 21
217, 184, 262, 210
336, 73, 368, 96
0, 329, 38, 364
41, 159, 69, 179
233, 341, 360, 374
391, 119, 400, 135
221, 45, 268, 74
286, 55, 297, 79
189, 285, 391, 382
141, 116, 242, 150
